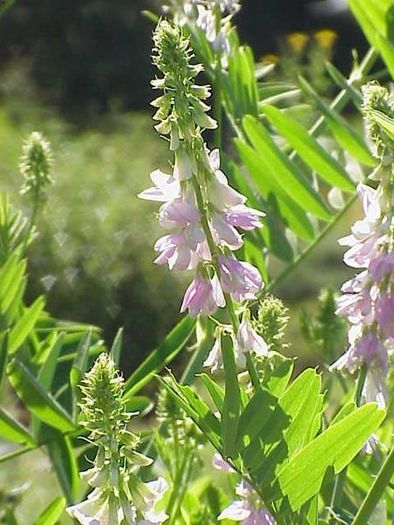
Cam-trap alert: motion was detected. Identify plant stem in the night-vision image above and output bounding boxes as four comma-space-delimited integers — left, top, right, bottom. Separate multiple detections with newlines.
352, 446, 394, 525
355, 365, 367, 406
265, 193, 358, 295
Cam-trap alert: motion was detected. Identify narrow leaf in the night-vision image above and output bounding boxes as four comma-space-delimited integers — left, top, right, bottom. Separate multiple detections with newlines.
123, 317, 196, 398
262, 105, 354, 191
299, 77, 375, 166
243, 115, 331, 219
111, 327, 124, 365
0, 407, 34, 445
9, 296, 45, 354
9, 359, 75, 432
35, 496, 66, 525
47, 433, 79, 503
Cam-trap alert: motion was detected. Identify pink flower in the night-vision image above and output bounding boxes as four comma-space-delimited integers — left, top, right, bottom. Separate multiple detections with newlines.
223, 204, 265, 231
212, 452, 235, 472
369, 252, 394, 280
218, 256, 263, 302
203, 336, 223, 373
375, 293, 394, 339
181, 272, 225, 316
211, 211, 243, 250
236, 318, 269, 361
154, 225, 205, 270
207, 149, 246, 210
138, 170, 180, 202
331, 327, 388, 374
159, 199, 200, 228
218, 481, 275, 524
335, 289, 373, 325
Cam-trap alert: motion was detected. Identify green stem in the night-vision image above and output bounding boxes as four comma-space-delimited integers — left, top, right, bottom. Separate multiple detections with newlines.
355, 365, 367, 406
264, 193, 357, 295
352, 446, 394, 525
328, 469, 346, 524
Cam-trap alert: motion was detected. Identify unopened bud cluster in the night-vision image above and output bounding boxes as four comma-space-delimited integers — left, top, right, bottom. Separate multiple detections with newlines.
67, 353, 168, 524
20, 131, 53, 200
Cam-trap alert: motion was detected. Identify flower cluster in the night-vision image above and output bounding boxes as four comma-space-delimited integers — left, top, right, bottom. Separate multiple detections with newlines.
67, 353, 168, 524
139, 21, 264, 318
167, 0, 240, 59
332, 82, 394, 407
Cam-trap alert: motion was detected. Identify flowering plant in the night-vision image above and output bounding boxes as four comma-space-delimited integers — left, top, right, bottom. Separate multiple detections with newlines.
2, 1, 394, 524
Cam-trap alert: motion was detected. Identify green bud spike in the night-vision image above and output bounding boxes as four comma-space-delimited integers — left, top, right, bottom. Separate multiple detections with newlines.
362, 81, 394, 156
20, 131, 53, 200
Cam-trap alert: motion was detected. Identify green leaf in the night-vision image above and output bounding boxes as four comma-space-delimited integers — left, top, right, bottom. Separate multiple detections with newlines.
370, 109, 394, 141
125, 395, 153, 414
38, 333, 64, 390
279, 369, 322, 454
349, 0, 394, 78
277, 403, 385, 510
325, 62, 363, 107
235, 387, 280, 453
47, 433, 79, 503
35, 496, 66, 525
264, 356, 294, 398
123, 317, 196, 398
199, 373, 224, 412
8, 296, 45, 354
111, 327, 123, 365
236, 139, 314, 241
159, 376, 221, 450
262, 105, 354, 191
0, 331, 8, 389
70, 328, 93, 392
0, 407, 34, 445
299, 77, 375, 166
221, 333, 241, 457
8, 359, 75, 432
242, 115, 331, 220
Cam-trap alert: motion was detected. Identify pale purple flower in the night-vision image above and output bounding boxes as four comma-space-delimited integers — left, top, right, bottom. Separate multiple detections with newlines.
211, 211, 243, 250
219, 481, 275, 524
181, 272, 225, 316
362, 367, 388, 409
134, 477, 169, 524
335, 289, 373, 325
159, 199, 200, 229
375, 293, 394, 339
138, 170, 180, 202
203, 336, 223, 373
212, 452, 235, 472
154, 225, 205, 270
66, 488, 120, 525
369, 252, 394, 280
208, 150, 246, 210
236, 318, 269, 361
341, 271, 368, 294
331, 327, 388, 374
218, 256, 263, 302
223, 204, 265, 231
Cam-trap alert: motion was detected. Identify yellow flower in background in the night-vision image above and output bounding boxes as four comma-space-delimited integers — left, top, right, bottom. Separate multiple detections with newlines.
260, 53, 279, 64
286, 32, 309, 53
315, 29, 337, 49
